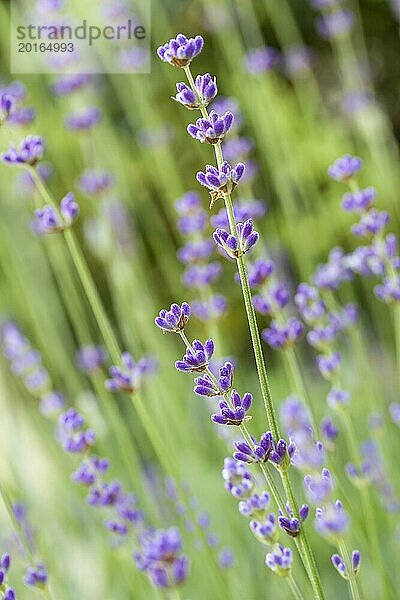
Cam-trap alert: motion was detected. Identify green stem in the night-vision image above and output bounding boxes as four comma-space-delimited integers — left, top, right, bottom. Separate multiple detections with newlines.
183, 63, 325, 600
288, 574, 306, 600
337, 538, 361, 600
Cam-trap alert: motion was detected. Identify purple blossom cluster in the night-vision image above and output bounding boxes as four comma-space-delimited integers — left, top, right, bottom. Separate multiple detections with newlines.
0, 80, 35, 128
105, 352, 156, 394
0, 553, 16, 599
134, 528, 188, 588
328, 155, 400, 305
32, 192, 79, 235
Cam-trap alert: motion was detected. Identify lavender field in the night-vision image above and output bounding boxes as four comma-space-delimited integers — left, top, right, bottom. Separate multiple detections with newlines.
0, 0, 399, 598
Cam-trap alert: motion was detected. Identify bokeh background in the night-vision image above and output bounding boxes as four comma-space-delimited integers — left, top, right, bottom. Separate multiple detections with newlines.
0, 0, 399, 598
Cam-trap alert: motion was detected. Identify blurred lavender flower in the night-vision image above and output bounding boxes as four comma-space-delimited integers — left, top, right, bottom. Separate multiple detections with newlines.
106, 352, 156, 393
52, 73, 92, 96
78, 169, 114, 195
245, 47, 279, 74
192, 295, 227, 321
304, 469, 333, 505
174, 73, 217, 109
183, 263, 221, 288
64, 107, 101, 131
352, 209, 389, 238
239, 492, 270, 518
222, 458, 254, 498
342, 187, 376, 212
247, 258, 275, 288
317, 352, 341, 381
58, 408, 95, 453
250, 513, 278, 545
218, 549, 234, 568
188, 111, 234, 144
285, 45, 314, 77
331, 553, 347, 579
315, 500, 349, 537
265, 545, 292, 577
72, 456, 109, 485
327, 388, 350, 410
313, 248, 352, 290
32, 192, 79, 234
262, 318, 303, 349
328, 155, 362, 182
253, 282, 290, 316
76, 345, 107, 374
24, 564, 47, 587
1, 135, 44, 166
135, 527, 189, 588
316, 10, 354, 39
157, 33, 204, 67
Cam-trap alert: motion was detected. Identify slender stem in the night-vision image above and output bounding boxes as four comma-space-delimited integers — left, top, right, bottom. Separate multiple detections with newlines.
183, 64, 325, 600
337, 538, 361, 600
288, 574, 306, 600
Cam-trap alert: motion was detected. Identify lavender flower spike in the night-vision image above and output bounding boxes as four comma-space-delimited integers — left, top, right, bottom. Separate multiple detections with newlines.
212, 389, 252, 426
1, 135, 44, 166
315, 500, 349, 538
157, 33, 204, 67
197, 161, 245, 207
175, 339, 214, 372
155, 302, 190, 332
188, 110, 234, 144
265, 545, 293, 577
173, 73, 217, 109
33, 192, 79, 234
328, 155, 362, 182
269, 438, 296, 471
193, 361, 234, 397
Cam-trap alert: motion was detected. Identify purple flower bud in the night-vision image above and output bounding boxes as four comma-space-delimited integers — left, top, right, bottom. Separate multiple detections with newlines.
0, 554, 10, 571
247, 258, 275, 288
212, 389, 252, 426
197, 161, 245, 207
352, 550, 361, 575
157, 33, 204, 67
188, 110, 234, 144
239, 491, 270, 518
175, 338, 214, 372
155, 302, 190, 332
174, 73, 217, 109
233, 431, 273, 463
250, 513, 278, 544
331, 554, 348, 579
